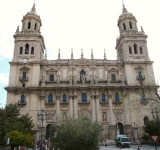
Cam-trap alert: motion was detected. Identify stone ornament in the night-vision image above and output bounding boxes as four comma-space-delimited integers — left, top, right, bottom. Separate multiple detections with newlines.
113, 109, 123, 121
45, 110, 56, 123
78, 110, 92, 119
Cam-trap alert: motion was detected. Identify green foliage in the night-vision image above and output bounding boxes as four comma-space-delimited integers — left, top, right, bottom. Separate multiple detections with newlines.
8, 131, 34, 148
17, 113, 36, 135
50, 117, 103, 150
22, 134, 34, 147
142, 133, 150, 142
0, 103, 35, 146
9, 131, 23, 148
142, 120, 159, 136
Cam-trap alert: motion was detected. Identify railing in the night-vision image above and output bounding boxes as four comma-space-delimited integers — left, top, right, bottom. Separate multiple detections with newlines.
78, 99, 90, 104
45, 100, 55, 105
100, 99, 108, 103
60, 100, 69, 104
19, 76, 29, 80
18, 100, 26, 105
137, 75, 145, 80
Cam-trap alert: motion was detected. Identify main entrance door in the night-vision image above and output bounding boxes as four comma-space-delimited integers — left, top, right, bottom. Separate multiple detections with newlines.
117, 122, 124, 135
46, 124, 52, 140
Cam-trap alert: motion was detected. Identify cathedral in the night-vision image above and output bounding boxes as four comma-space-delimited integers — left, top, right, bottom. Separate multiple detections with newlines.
5, 3, 157, 142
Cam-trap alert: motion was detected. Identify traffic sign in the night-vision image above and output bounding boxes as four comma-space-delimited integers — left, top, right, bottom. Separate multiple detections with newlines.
150, 135, 159, 143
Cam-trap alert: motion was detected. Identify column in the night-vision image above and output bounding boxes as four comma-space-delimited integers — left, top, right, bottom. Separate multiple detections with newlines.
91, 96, 96, 122
108, 98, 114, 125
56, 96, 60, 117
69, 96, 73, 117
96, 95, 100, 122
108, 90, 114, 125
74, 96, 78, 118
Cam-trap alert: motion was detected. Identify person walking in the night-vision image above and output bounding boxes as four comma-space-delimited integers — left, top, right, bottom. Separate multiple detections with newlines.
140, 145, 143, 150
137, 146, 140, 150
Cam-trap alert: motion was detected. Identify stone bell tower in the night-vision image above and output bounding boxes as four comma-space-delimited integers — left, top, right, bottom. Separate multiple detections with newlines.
12, 3, 46, 63
116, 5, 150, 62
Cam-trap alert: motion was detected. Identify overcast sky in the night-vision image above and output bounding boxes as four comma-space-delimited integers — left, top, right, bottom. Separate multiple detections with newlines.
0, 0, 160, 107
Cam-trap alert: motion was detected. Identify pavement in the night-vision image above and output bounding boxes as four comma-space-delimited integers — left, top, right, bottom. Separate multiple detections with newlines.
100, 145, 160, 150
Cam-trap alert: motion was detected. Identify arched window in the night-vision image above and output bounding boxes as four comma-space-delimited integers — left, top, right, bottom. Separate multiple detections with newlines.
21, 95, 25, 103
82, 94, 87, 102
48, 94, 53, 103
28, 22, 31, 29
102, 94, 106, 102
25, 43, 29, 54
134, 43, 137, 54
144, 116, 149, 125
142, 94, 145, 101
20, 47, 23, 54
123, 23, 126, 30
129, 47, 132, 54
34, 23, 37, 30
140, 47, 143, 54
115, 93, 119, 102
129, 22, 132, 29
31, 47, 34, 54
63, 95, 67, 103
80, 70, 85, 81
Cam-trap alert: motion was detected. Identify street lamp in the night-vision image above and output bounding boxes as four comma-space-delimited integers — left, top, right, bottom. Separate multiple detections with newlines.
151, 106, 160, 135
37, 108, 48, 150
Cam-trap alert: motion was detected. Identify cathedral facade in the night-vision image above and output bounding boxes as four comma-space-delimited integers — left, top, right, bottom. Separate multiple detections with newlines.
5, 4, 157, 142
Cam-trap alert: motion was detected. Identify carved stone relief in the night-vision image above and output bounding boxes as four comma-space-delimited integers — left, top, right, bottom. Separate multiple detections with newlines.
113, 109, 123, 121
78, 110, 92, 119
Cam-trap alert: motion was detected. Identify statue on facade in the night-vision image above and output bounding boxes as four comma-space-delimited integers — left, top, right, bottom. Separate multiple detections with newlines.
90, 74, 94, 86
41, 66, 46, 86
94, 74, 98, 85
107, 74, 110, 84
103, 112, 107, 122
81, 74, 85, 83
74, 74, 77, 85
121, 74, 125, 85
57, 73, 60, 83
15, 26, 19, 34
69, 74, 72, 85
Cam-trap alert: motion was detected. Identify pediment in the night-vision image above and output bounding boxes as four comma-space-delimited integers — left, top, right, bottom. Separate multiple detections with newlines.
108, 67, 119, 73
134, 66, 144, 71
20, 66, 30, 70
68, 58, 97, 66
46, 68, 57, 72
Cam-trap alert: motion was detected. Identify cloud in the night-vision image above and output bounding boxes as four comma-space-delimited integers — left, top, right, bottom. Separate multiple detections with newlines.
0, 73, 9, 85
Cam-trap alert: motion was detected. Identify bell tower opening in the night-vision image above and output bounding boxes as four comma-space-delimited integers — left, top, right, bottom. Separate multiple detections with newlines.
28, 22, 31, 29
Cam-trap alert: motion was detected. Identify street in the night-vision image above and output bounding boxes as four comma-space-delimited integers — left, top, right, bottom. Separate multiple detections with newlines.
100, 145, 160, 150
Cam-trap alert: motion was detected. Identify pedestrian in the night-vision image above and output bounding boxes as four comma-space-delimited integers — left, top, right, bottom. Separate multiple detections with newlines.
140, 145, 143, 150
119, 141, 122, 149
137, 146, 140, 150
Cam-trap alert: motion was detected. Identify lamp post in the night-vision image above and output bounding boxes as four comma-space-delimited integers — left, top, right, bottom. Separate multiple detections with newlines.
151, 106, 160, 135
37, 108, 48, 150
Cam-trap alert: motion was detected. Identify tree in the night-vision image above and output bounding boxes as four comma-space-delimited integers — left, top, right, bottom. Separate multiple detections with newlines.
8, 131, 23, 150
142, 133, 150, 143
0, 103, 35, 147
142, 120, 159, 136
50, 117, 103, 150
17, 113, 36, 135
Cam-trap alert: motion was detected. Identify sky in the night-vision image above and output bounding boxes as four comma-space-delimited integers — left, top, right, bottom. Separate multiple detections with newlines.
0, 0, 160, 107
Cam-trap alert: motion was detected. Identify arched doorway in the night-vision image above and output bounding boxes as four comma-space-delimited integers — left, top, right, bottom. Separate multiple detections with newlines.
116, 122, 124, 135
46, 124, 52, 140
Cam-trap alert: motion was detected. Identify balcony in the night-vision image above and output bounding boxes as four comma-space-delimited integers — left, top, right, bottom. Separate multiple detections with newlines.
45, 100, 55, 105
78, 99, 90, 104
137, 75, 145, 80
100, 99, 108, 104
18, 100, 26, 105
60, 100, 69, 104
19, 76, 28, 81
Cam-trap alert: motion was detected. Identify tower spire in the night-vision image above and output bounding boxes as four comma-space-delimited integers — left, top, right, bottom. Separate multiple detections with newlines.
58, 49, 61, 60
71, 49, 73, 59
104, 49, 107, 60
31, 1, 36, 12
91, 49, 94, 59
122, 0, 127, 13
81, 49, 84, 58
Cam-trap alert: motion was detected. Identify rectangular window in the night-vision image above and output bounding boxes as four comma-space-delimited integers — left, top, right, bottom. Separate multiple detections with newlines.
111, 75, 116, 81
23, 72, 26, 79
138, 72, 142, 78
50, 75, 54, 81
142, 94, 145, 101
